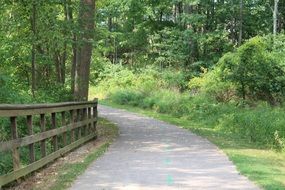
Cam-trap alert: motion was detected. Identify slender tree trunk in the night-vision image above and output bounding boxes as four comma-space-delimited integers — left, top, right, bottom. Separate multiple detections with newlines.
65, 0, 77, 94
113, 35, 117, 64
74, 0, 95, 101
108, 16, 112, 31
31, 2, 37, 97
177, 1, 183, 25
61, 43, 67, 84
59, 0, 70, 85
71, 34, 77, 94
229, 0, 235, 44
108, 16, 115, 63
238, 0, 243, 46
172, 4, 177, 23
54, 52, 62, 83
273, 0, 279, 36
211, 0, 216, 30
280, 1, 284, 31
184, 3, 199, 66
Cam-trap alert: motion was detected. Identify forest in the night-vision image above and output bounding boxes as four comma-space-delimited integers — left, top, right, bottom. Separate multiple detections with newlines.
1, 0, 285, 189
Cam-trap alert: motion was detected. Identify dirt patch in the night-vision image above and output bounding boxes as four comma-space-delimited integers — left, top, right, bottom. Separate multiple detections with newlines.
5, 118, 118, 190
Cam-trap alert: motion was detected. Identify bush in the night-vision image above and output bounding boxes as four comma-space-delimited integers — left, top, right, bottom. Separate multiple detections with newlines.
218, 104, 285, 150
0, 74, 31, 103
219, 36, 285, 104
188, 68, 236, 102
109, 90, 144, 106
92, 62, 285, 151
91, 63, 187, 99
161, 70, 188, 91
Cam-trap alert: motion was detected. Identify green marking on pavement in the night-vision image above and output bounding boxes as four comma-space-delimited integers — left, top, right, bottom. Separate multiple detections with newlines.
167, 175, 174, 185
164, 158, 172, 165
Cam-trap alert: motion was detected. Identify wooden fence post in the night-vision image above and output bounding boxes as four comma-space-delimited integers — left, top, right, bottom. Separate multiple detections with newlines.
10, 117, 20, 171
93, 104, 98, 132
77, 109, 81, 139
27, 115, 35, 163
61, 111, 67, 146
70, 110, 75, 142
51, 113, 58, 151
82, 108, 87, 136
88, 107, 91, 134
0, 100, 98, 187
40, 114, 46, 158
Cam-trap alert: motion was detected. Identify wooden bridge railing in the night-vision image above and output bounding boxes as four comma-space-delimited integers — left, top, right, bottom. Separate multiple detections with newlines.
0, 100, 98, 188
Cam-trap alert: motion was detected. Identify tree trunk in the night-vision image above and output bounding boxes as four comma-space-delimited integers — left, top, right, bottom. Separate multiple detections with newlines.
61, 43, 67, 84
71, 34, 77, 94
273, 0, 279, 36
172, 4, 177, 23
73, 0, 95, 101
238, 0, 243, 46
113, 35, 118, 64
108, 16, 112, 31
59, 0, 70, 85
229, 0, 235, 44
65, 0, 77, 95
54, 52, 62, 83
280, 1, 284, 31
31, 2, 37, 97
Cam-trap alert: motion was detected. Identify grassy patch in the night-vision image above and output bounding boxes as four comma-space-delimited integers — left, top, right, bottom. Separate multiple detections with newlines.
31, 118, 118, 190
47, 143, 109, 190
100, 100, 285, 190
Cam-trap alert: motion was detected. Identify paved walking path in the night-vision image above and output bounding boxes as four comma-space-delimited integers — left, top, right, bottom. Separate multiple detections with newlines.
70, 105, 259, 190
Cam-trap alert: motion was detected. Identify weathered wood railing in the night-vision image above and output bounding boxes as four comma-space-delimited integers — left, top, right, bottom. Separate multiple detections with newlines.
0, 100, 98, 188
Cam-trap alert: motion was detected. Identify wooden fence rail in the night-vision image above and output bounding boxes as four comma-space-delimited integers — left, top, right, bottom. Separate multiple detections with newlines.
0, 100, 98, 188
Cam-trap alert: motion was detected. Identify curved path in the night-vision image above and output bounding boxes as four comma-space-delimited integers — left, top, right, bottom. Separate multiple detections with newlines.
70, 105, 259, 190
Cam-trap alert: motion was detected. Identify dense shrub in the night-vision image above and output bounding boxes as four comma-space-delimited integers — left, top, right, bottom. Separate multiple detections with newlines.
91, 63, 187, 98
107, 87, 285, 151
0, 74, 30, 103
109, 90, 144, 106
92, 62, 285, 151
188, 35, 285, 105
188, 68, 236, 102
90, 35, 285, 151
218, 104, 285, 150
219, 36, 285, 104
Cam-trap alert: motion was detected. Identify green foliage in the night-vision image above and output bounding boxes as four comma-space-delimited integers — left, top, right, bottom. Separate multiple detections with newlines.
33, 83, 73, 103
219, 36, 285, 104
0, 73, 31, 104
189, 35, 285, 104
92, 65, 285, 152
0, 0, 77, 103
109, 90, 144, 106
91, 63, 187, 98
218, 104, 285, 150
1, 0, 285, 185
0, 74, 18, 103
0, 152, 13, 175
188, 68, 236, 102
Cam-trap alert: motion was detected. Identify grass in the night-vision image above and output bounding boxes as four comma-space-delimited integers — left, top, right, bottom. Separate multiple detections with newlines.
32, 118, 118, 190
47, 143, 109, 190
100, 100, 285, 190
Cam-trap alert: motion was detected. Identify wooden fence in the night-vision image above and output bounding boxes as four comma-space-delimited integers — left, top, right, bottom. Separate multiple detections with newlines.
0, 100, 98, 188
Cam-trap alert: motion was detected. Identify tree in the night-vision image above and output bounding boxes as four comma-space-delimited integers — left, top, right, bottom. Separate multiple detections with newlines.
220, 36, 285, 104
273, 0, 279, 36
31, 1, 37, 97
238, 0, 243, 46
73, 0, 96, 101
0, 0, 283, 103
